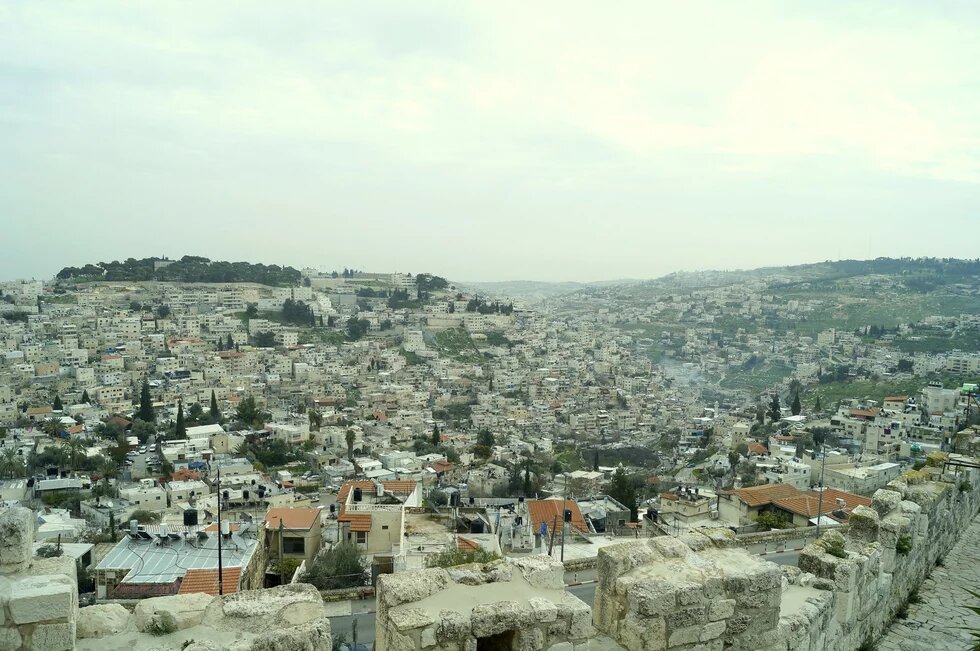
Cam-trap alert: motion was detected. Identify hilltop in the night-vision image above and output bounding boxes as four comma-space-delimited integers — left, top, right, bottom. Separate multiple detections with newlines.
55, 256, 302, 286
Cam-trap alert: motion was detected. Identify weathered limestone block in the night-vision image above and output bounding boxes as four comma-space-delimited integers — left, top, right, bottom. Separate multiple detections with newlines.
203, 583, 326, 633
134, 592, 215, 632
247, 616, 332, 651
378, 568, 451, 608
871, 489, 902, 517
8, 573, 76, 624
389, 607, 436, 632
847, 506, 880, 543
0, 626, 22, 650
471, 600, 531, 638
76, 603, 132, 638
708, 598, 736, 621
436, 609, 470, 642
564, 598, 594, 640
650, 536, 690, 558
512, 555, 565, 590
529, 597, 558, 623
517, 626, 545, 651
28, 621, 76, 651
0, 507, 35, 572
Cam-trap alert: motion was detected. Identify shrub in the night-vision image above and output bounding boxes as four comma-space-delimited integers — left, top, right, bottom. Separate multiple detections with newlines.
908, 589, 922, 605
36, 544, 63, 558
425, 548, 501, 568
896, 534, 913, 555
754, 511, 790, 532
131, 509, 161, 524
146, 612, 178, 636
960, 480, 973, 493
302, 542, 367, 590
817, 534, 848, 559
925, 451, 947, 467
896, 602, 909, 619
857, 638, 876, 651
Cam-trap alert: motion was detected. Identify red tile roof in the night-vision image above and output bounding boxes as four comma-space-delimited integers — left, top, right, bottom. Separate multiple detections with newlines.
747, 442, 768, 456
265, 507, 320, 531
341, 513, 372, 532
526, 499, 589, 534
457, 536, 480, 552
722, 483, 801, 508
178, 568, 242, 596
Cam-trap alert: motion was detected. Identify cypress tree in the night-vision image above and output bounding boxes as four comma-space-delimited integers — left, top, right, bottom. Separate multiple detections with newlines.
226, 334, 233, 350
53, 395, 63, 411
210, 390, 220, 420
175, 400, 186, 439
81, 389, 90, 404
791, 392, 802, 416
138, 378, 154, 422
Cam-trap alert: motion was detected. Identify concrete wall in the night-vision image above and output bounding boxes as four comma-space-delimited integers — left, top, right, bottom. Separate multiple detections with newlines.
0, 507, 79, 651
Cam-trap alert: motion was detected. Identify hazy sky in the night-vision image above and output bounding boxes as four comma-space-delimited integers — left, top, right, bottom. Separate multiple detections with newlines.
2, 2, 979, 282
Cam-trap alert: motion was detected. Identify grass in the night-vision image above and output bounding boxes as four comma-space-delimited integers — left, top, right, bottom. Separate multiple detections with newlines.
810, 374, 975, 409
433, 328, 483, 363
719, 362, 794, 393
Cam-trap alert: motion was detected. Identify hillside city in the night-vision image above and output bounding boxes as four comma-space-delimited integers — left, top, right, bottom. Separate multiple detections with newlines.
1, 256, 978, 651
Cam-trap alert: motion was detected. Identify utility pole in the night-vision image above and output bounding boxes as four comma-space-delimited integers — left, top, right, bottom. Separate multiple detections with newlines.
278, 519, 285, 585
216, 468, 224, 596
815, 443, 826, 538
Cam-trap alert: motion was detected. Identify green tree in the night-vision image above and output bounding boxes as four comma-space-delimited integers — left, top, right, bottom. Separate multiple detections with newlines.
245, 304, 258, 318
755, 511, 789, 531
769, 395, 782, 423
593, 449, 600, 471
791, 392, 802, 416
210, 390, 221, 420
431, 424, 441, 446
175, 400, 186, 439
302, 542, 367, 590
755, 404, 766, 425
81, 389, 90, 404
236, 396, 267, 428
53, 394, 63, 411
131, 509, 161, 524
345, 429, 356, 461
156, 304, 171, 319
138, 378, 155, 422
476, 429, 495, 449
131, 418, 155, 444
608, 467, 638, 521
226, 333, 234, 350
108, 511, 117, 542
426, 548, 501, 568
0, 446, 25, 479
813, 395, 822, 413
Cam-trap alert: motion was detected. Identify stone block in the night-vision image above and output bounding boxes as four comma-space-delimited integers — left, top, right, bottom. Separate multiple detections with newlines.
0, 626, 22, 650
700, 620, 726, 641
529, 597, 558, 622
0, 507, 35, 571
708, 598, 736, 621
436, 609, 470, 642
547, 643, 574, 651
471, 600, 530, 638
30, 621, 76, 651
871, 489, 902, 516
389, 607, 436, 632
8, 574, 76, 624
512, 555, 565, 590
651, 536, 690, 558
135, 592, 213, 632
666, 605, 706, 629
76, 603, 132, 638
420, 624, 437, 648
668, 624, 701, 646
518, 626, 545, 651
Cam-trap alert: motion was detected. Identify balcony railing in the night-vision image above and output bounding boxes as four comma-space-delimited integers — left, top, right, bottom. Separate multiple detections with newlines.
344, 503, 403, 512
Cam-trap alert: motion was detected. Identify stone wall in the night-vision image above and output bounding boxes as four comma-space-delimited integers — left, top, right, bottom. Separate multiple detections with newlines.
593, 529, 786, 651
375, 555, 595, 651
591, 465, 980, 651
794, 465, 980, 650
0, 507, 79, 651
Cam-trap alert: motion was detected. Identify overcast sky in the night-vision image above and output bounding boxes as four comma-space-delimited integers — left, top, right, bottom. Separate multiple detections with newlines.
2, 2, 979, 283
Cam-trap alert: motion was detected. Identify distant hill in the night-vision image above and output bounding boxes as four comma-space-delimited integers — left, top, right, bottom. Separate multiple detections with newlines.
463, 278, 644, 302
56, 256, 302, 287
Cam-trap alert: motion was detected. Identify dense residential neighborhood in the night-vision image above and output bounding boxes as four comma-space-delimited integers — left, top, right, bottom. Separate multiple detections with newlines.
0, 257, 978, 650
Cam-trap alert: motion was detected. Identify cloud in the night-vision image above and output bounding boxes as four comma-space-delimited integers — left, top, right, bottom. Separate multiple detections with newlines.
1, 1, 979, 281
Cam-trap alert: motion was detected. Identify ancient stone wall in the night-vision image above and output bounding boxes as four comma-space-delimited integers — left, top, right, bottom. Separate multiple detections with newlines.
795, 465, 980, 650
375, 555, 594, 651
592, 465, 980, 651
0, 507, 79, 651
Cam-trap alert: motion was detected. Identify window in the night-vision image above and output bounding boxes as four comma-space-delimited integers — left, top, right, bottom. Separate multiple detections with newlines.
282, 537, 306, 555
381, 525, 389, 530
356, 531, 367, 544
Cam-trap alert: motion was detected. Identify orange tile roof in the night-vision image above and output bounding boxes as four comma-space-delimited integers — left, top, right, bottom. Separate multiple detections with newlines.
340, 513, 372, 532
722, 483, 801, 508
171, 468, 201, 481
457, 536, 480, 552
526, 499, 589, 534
178, 568, 241, 596
884, 396, 908, 402
774, 487, 872, 520
747, 442, 768, 456
265, 507, 320, 530
383, 480, 417, 494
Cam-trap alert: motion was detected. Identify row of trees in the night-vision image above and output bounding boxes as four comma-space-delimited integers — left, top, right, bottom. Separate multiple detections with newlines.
464, 298, 514, 315
57, 256, 302, 286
